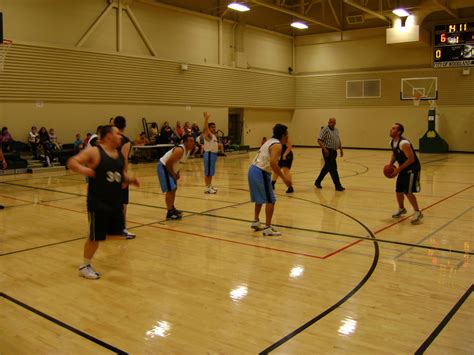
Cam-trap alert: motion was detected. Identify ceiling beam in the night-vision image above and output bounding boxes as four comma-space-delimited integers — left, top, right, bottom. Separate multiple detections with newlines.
343, 0, 392, 24
432, 0, 459, 18
249, 0, 341, 31
327, 0, 341, 27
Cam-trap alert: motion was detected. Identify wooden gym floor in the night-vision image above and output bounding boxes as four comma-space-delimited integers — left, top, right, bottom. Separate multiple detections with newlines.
0, 148, 472, 354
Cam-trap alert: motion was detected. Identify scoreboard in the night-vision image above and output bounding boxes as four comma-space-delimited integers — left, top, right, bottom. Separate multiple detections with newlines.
433, 22, 474, 68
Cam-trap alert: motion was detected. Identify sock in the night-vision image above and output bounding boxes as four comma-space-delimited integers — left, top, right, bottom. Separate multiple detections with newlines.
82, 258, 92, 267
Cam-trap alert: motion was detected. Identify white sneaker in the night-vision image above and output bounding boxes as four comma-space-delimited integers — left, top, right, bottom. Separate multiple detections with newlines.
123, 229, 136, 239
392, 207, 407, 218
210, 185, 218, 191
263, 225, 282, 236
251, 220, 265, 231
205, 186, 217, 194
411, 211, 424, 224
79, 264, 100, 279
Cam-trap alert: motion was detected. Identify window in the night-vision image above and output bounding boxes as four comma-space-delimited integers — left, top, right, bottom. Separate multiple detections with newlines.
346, 79, 381, 98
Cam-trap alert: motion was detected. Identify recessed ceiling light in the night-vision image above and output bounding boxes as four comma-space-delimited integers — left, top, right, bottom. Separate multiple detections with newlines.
291, 21, 308, 29
228, 2, 250, 12
392, 8, 410, 17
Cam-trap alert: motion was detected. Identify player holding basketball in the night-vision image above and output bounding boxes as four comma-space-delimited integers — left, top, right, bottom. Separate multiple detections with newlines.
248, 124, 291, 236
68, 125, 140, 279
389, 123, 423, 224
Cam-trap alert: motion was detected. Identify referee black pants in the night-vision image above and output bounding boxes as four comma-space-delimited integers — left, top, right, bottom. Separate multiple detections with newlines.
315, 149, 342, 188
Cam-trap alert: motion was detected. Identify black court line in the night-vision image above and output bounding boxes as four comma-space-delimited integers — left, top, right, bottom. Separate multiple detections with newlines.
0, 236, 85, 256
259, 195, 380, 354
0, 293, 128, 354
393, 206, 474, 261
4, 181, 473, 256
415, 284, 473, 354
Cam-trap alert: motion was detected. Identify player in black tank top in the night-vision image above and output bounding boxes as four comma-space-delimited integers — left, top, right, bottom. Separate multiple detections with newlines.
67, 125, 139, 279
271, 140, 294, 193
388, 123, 423, 224
87, 145, 124, 212
113, 115, 136, 238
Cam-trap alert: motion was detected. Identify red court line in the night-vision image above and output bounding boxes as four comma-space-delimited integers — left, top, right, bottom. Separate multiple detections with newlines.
322, 239, 363, 259
149, 225, 325, 259
373, 184, 473, 235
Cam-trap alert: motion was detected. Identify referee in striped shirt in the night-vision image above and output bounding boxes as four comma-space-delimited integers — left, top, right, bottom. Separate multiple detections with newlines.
315, 117, 345, 191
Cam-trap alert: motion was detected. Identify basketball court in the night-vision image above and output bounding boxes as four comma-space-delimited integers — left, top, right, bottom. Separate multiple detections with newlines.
1, 149, 472, 353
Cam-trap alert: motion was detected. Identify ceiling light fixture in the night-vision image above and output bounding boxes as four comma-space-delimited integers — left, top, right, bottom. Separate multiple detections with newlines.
392, 8, 410, 17
291, 21, 308, 29
228, 2, 250, 12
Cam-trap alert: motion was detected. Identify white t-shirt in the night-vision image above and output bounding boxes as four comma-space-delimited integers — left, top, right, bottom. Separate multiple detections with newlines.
203, 133, 218, 153
160, 144, 189, 173
252, 138, 280, 173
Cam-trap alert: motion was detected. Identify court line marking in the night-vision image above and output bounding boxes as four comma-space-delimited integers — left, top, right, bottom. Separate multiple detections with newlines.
258, 185, 473, 353
2, 182, 472, 257
373, 184, 474, 235
415, 284, 473, 354
259, 199, 380, 354
393, 206, 474, 261
149, 225, 325, 259
0, 292, 128, 354
2, 180, 472, 255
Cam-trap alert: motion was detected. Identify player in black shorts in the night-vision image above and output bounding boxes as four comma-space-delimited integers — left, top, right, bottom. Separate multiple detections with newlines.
271, 138, 294, 193
68, 125, 139, 279
388, 123, 423, 224
113, 116, 136, 239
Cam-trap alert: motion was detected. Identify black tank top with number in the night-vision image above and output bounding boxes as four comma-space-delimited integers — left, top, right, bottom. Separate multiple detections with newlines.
391, 137, 420, 171
87, 145, 124, 212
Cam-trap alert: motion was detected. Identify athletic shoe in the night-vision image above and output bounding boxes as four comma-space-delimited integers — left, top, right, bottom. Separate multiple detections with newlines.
79, 264, 100, 280
166, 210, 182, 220
335, 186, 345, 191
251, 220, 265, 231
314, 182, 322, 189
172, 207, 183, 216
211, 185, 218, 191
286, 186, 294, 193
122, 229, 136, 239
263, 225, 282, 236
411, 211, 424, 224
205, 186, 217, 194
0, 205, 4, 210
392, 208, 407, 218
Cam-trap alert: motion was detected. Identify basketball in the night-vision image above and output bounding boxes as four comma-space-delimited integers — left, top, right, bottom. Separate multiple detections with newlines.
383, 165, 396, 178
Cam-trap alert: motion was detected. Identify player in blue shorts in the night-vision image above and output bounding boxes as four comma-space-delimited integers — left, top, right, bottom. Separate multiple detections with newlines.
248, 124, 291, 236
157, 134, 195, 220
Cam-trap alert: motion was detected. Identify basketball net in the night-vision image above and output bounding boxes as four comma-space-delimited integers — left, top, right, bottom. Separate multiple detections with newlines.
413, 93, 422, 107
0, 39, 13, 71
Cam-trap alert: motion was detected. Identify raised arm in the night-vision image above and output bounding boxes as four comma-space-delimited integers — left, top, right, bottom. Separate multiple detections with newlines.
203, 112, 211, 140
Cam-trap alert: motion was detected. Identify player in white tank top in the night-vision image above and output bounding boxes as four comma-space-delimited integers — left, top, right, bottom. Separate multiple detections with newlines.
157, 134, 194, 220
248, 124, 292, 236
202, 112, 224, 194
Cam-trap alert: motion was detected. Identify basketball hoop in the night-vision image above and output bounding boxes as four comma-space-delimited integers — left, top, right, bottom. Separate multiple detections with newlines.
413, 93, 422, 107
0, 39, 13, 71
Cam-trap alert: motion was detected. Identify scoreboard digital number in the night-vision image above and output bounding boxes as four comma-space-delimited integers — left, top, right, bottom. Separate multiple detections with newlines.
433, 22, 474, 68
